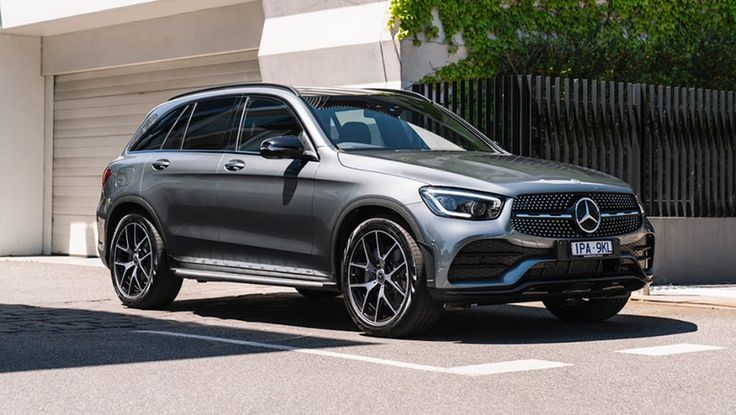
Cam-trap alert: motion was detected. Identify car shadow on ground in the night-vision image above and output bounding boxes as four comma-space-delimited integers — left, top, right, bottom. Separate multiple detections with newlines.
428, 303, 698, 344
0, 303, 374, 374
169, 291, 699, 343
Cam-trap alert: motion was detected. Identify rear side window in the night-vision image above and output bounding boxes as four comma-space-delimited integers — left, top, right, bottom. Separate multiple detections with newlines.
181, 97, 241, 151
238, 97, 304, 152
131, 106, 187, 151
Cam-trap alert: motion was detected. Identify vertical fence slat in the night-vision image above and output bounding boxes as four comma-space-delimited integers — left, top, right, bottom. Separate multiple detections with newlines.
590, 80, 599, 171
599, 81, 609, 175
523, 76, 533, 157
514, 75, 520, 154
582, 80, 591, 169
535, 76, 547, 159
629, 84, 642, 195
467, 79, 474, 128
485, 78, 492, 139
571, 79, 581, 165
615, 82, 625, 180
671, 86, 681, 216
661, 85, 672, 216
719, 90, 728, 216
726, 91, 736, 216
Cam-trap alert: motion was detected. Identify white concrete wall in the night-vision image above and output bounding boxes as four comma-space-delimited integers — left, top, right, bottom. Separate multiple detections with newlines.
649, 217, 736, 285
42, 2, 264, 75
258, 0, 402, 88
0, 34, 45, 255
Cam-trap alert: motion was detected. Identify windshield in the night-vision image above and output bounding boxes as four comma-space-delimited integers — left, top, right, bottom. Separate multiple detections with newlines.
302, 93, 499, 153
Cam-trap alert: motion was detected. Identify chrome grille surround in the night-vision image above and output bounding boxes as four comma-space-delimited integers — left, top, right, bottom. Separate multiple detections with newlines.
511, 192, 642, 238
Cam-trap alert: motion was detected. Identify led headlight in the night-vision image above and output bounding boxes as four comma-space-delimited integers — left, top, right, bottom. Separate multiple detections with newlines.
419, 187, 504, 220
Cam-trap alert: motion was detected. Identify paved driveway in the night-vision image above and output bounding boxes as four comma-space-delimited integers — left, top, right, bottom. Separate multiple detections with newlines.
1, 261, 734, 414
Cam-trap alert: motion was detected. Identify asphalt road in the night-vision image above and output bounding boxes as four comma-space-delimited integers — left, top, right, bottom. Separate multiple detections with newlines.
1, 261, 734, 414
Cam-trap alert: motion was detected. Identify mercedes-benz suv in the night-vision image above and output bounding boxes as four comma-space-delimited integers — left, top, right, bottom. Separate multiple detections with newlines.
97, 83, 655, 337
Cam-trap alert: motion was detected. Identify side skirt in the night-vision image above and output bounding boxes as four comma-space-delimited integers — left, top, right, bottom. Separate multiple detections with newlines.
170, 259, 338, 290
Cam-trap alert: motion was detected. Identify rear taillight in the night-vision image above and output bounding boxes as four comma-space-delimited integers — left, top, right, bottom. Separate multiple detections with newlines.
102, 167, 112, 187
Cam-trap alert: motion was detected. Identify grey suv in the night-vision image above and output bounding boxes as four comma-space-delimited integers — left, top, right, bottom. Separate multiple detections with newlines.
97, 83, 655, 337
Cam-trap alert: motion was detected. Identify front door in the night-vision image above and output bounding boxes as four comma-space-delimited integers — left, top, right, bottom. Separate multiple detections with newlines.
216, 95, 321, 276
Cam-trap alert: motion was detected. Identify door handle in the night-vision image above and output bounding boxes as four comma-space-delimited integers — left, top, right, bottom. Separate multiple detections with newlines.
152, 159, 170, 170
224, 159, 246, 172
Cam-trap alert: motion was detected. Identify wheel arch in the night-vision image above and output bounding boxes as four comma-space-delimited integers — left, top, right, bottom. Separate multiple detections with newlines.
330, 197, 434, 288
105, 196, 166, 263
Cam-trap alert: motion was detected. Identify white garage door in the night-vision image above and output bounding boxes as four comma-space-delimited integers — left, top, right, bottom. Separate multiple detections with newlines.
52, 51, 261, 256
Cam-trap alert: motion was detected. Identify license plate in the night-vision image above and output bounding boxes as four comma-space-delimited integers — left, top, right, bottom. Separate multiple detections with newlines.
570, 240, 613, 257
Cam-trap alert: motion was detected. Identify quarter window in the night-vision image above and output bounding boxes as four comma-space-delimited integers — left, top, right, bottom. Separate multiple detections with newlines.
238, 97, 304, 152
161, 105, 193, 150
180, 97, 241, 151
132, 106, 187, 151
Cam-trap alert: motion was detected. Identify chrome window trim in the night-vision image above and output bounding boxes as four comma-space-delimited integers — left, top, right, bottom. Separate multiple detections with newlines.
233, 93, 319, 159
157, 104, 191, 150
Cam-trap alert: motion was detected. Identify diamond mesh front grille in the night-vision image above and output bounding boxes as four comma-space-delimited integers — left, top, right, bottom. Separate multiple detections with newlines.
511, 192, 642, 238
513, 192, 638, 213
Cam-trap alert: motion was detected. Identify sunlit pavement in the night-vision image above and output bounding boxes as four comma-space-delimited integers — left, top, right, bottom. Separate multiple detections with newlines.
1, 260, 734, 414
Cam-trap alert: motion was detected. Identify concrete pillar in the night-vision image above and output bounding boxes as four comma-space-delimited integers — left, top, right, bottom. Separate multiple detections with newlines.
0, 34, 45, 255
258, 0, 402, 88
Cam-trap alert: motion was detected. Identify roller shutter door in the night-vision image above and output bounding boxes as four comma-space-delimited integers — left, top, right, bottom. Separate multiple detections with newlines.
52, 51, 261, 255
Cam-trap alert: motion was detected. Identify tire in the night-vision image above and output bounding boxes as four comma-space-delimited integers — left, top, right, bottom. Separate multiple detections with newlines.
543, 294, 630, 322
340, 217, 442, 337
109, 213, 182, 309
295, 288, 339, 299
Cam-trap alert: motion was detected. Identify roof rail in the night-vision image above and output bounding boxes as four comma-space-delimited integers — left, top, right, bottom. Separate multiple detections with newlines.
169, 82, 299, 101
368, 88, 432, 102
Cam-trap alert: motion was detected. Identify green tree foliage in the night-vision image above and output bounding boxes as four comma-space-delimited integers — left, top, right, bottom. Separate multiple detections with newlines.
388, 0, 736, 89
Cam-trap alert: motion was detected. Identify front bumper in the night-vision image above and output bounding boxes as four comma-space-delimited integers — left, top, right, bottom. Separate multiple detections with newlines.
430, 274, 652, 305
405, 199, 655, 303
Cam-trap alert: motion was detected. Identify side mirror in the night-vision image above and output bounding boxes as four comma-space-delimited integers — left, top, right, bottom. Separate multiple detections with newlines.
260, 135, 305, 160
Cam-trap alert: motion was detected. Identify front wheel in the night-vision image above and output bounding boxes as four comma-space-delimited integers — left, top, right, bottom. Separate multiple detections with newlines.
341, 217, 442, 337
543, 294, 630, 322
109, 213, 182, 309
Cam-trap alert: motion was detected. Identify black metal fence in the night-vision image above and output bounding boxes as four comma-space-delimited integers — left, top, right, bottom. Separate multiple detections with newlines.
412, 76, 736, 217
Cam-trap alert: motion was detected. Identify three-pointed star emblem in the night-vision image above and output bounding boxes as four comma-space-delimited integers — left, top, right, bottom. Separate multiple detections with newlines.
574, 197, 601, 233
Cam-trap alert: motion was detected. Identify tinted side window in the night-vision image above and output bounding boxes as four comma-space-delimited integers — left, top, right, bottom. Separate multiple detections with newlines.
238, 97, 303, 152
181, 97, 240, 151
132, 106, 186, 151
161, 105, 193, 150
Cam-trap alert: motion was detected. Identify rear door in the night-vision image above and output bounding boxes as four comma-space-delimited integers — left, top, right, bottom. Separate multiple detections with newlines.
140, 95, 243, 260
216, 95, 321, 275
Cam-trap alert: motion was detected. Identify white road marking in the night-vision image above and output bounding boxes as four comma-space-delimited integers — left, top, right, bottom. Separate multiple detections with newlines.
616, 343, 725, 356
135, 330, 571, 377
447, 359, 572, 376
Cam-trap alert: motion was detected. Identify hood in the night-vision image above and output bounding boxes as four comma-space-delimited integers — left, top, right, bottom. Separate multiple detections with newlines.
338, 151, 633, 196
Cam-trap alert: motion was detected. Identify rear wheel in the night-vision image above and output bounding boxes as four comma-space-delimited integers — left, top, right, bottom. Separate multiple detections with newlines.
295, 288, 339, 299
341, 217, 442, 337
543, 294, 630, 322
109, 213, 182, 309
